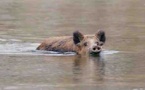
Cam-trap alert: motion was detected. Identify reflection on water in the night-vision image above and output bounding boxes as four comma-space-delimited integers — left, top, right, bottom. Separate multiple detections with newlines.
0, 53, 144, 90
0, 0, 145, 90
73, 56, 105, 82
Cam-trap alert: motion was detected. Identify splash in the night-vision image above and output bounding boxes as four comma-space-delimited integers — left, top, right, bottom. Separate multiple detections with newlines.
0, 42, 75, 56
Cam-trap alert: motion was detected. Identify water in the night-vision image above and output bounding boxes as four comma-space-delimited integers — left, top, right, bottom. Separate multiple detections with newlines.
0, 0, 145, 90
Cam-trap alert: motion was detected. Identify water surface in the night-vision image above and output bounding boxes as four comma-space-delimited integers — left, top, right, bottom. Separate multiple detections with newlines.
0, 0, 145, 90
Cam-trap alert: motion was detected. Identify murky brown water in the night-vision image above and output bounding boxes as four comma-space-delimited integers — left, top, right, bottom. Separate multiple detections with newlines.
0, 0, 145, 90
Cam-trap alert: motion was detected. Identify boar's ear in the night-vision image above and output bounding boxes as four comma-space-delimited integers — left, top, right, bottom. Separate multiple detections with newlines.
73, 31, 84, 45
96, 30, 106, 43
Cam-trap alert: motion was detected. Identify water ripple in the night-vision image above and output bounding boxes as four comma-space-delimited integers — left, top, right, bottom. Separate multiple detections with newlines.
0, 43, 119, 56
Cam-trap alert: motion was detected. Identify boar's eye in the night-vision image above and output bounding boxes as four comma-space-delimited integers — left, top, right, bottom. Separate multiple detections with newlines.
100, 42, 104, 46
83, 42, 88, 46
95, 42, 99, 45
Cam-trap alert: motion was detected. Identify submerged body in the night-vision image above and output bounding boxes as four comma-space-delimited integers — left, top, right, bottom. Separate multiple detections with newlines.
37, 36, 76, 52
37, 31, 106, 55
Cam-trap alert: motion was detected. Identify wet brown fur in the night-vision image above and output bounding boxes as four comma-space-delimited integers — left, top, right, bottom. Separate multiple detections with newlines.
37, 35, 93, 53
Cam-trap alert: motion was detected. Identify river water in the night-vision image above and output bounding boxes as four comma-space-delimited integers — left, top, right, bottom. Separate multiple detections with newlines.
0, 0, 145, 90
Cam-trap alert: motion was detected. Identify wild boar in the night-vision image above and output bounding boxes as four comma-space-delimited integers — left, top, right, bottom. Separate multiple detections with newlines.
37, 30, 106, 55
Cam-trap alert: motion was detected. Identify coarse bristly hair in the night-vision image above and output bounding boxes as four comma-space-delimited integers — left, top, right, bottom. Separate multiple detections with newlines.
37, 30, 106, 55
